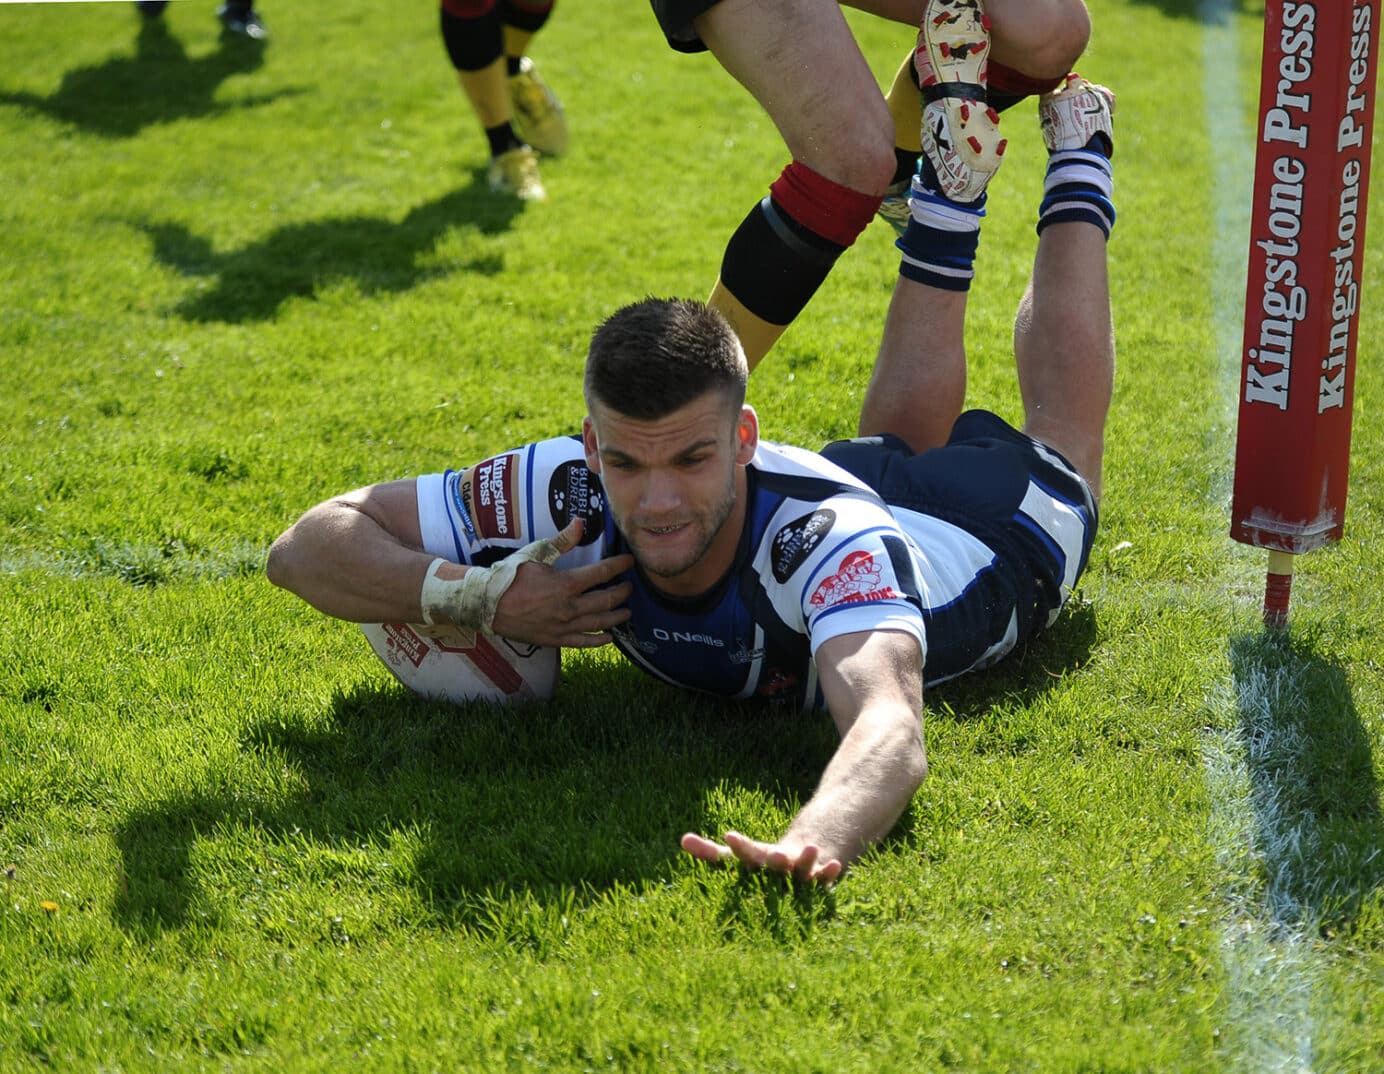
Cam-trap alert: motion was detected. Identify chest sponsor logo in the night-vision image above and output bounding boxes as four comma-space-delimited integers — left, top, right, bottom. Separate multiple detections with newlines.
770, 508, 836, 583
653, 627, 724, 647
547, 461, 605, 546
809, 550, 900, 608
463, 453, 521, 541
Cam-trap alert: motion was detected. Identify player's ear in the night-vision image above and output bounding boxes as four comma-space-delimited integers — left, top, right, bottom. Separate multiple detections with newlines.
735, 405, 759, 465
582, 416, 601, 473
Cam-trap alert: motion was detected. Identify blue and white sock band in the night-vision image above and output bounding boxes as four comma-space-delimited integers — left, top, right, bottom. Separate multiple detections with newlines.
896, 179, 986, 292
1038, 149, 1115, 238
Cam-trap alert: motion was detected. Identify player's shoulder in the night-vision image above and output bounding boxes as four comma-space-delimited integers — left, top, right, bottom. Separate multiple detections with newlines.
749, 454, 909, 591
750, 440, 885, 504
419, 434, 610, 561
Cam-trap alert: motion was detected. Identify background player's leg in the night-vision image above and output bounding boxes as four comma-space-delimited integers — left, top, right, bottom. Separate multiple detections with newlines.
695, 0, 896, 367
442, 0, 547, 201
501, 0, 568, 157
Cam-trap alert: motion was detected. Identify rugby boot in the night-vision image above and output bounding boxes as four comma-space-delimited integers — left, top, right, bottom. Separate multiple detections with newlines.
487, 145, 547, 201
1039, 73, 1115, 157
218, 2, 268, 39
508, 57, 569, 157
915, 0, 1006, 201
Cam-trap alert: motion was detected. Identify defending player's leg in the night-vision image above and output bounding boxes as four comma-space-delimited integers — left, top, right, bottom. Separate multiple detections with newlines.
1013, 75, 1115, 499
695, 0, 896, 367
878, 51, 926, 237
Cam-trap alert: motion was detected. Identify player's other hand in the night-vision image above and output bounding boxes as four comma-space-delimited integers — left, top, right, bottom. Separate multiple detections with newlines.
491, 517, 634, 648
680, 830, 843, 885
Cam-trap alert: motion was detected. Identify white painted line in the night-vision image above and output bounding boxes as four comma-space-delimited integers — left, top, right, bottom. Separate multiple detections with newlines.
1201, 3, 1325, 1069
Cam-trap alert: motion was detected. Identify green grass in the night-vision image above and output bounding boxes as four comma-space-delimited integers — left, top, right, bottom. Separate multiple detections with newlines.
2, 0, 1383, 1069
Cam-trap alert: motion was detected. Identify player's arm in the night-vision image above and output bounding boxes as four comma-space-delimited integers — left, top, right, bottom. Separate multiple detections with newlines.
681, 628, 926, 883
266, 479, 633, 648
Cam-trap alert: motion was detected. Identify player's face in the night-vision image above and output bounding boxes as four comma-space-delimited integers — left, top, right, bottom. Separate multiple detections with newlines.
583, 391, 758, 596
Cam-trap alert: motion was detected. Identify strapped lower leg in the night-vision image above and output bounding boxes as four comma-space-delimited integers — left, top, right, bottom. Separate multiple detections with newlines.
896, 178, 984, 291
717, 161, 881, 328
1037, 150, 1115, 238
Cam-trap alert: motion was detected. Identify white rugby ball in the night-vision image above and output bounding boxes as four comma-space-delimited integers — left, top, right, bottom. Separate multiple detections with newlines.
360, 622, 559, 704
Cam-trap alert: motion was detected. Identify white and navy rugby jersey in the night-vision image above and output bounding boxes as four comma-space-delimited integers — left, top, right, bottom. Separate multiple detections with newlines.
414, 434, 1024, 708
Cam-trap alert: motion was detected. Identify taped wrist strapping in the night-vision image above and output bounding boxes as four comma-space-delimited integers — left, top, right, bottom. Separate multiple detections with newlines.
418, 534, 565, 641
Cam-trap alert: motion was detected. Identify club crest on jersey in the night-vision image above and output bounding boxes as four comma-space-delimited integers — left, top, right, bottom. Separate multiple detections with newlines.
463, 452, 521, 541
770, 508, 836, 583
547, 461, 605, 546
810, 550, 900, 608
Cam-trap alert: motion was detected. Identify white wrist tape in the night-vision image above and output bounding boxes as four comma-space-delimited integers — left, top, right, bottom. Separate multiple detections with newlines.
418, 534, 566, 638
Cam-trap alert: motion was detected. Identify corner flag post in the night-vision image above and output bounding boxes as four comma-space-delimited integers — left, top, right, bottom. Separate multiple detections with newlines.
1230, 0, 1380, 627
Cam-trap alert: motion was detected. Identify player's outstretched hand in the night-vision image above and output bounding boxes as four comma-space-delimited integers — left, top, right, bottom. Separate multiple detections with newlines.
680, 830, 843, 885
491, 517, 634, 648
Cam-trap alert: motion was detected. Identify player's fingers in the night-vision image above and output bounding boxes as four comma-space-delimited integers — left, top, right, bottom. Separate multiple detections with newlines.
680, 832, 733, 864
575, 581, 631, 617
723, 831, 773, 869
553, 630, 611, 649
567, 553, 635, 591
791, 844, 820, 881
548, 516, 585, 554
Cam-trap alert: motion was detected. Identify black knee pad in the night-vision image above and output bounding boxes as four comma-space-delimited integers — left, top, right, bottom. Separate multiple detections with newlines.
440, 5, 503, 72
719, 197, 843, 326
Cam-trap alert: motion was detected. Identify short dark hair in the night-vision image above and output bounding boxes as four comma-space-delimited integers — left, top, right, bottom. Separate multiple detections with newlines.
584, 297, 747, 420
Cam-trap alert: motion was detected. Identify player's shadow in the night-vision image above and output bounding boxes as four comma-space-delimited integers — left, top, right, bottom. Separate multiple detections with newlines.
0, 18, 286, 139
135, 175, 519, 323
1228, 628, 1384, 935
111, 665, 842, 937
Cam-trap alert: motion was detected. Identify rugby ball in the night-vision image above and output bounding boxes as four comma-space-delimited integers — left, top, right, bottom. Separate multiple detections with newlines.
360, 622, 559, 704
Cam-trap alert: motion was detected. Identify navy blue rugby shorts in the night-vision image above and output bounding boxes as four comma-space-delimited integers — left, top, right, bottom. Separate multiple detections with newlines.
820, 409, 1099, 645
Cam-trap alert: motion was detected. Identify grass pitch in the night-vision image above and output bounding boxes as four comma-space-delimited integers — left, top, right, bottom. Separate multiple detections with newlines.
2, 0, 1382, 1070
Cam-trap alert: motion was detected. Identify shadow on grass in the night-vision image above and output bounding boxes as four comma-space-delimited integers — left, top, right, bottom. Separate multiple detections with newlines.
134, 175, 519, 322
112, 661, 844, 938
1229, 628, 1384, 935
925, 594, 1099, 720
0, 18, 289, 138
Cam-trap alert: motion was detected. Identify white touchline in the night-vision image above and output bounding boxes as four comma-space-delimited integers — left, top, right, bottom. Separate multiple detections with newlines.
1200, 2, 1324, 1071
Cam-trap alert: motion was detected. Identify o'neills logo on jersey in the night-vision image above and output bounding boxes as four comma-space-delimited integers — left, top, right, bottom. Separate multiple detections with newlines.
771, 508, 836, 583
382, 623, 429, 668
547, 461, 605, 546
465, 453, 520, 540
810, 550, 900, 608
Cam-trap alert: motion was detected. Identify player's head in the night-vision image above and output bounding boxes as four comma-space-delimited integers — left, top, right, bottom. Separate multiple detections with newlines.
582, 298, 756, 596
583, 297, 747, 420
